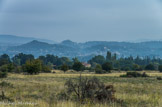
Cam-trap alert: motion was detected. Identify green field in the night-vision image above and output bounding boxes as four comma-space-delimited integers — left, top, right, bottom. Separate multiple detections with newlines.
0, 71, 162, 107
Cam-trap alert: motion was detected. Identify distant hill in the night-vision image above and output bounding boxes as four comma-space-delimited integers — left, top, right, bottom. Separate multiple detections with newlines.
60, 40, 79, 48
0, 35, 55, 46
3, 40, 162, 61
7, 40, 78, 57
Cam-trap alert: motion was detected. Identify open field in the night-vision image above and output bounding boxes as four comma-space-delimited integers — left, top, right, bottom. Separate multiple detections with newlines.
0, 71, 162, 107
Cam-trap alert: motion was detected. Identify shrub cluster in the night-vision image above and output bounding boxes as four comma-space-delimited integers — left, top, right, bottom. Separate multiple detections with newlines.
157, 77, 162, 80
0, 72, 7, 78
59, 75, 120, 104
120, 72, 149, 78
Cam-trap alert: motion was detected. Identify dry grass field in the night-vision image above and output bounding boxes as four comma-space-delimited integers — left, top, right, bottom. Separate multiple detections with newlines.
0, 71, 162, 107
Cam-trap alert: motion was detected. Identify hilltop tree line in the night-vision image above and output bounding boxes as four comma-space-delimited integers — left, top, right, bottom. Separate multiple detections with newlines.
0, 52, 162, 75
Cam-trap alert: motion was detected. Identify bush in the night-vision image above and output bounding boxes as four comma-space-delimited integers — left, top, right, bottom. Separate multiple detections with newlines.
158, 65, 162, 72
95, 64, 106, 74
12, 66, 22, 73
120, 72, 149, 78
95, 69, 107, 74
64, 75, 117, 103
145, 64, 155, 70
0, 65, 8, 72
0, 72, 7, 78
157, 77, 162, 80
121, 66, 130, 71
22, 59, 42, 75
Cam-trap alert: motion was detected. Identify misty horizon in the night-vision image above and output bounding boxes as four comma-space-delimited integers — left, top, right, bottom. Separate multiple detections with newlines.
1, 34, 162, 43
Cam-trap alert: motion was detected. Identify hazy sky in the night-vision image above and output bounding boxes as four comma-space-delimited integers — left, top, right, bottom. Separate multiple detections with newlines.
0, 0, 162, 42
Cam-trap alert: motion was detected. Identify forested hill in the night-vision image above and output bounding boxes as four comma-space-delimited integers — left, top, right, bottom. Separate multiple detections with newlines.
1, 39, 162, 61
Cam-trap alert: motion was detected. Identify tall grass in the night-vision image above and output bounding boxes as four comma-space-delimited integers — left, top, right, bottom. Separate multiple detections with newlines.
0, 72, 161, 107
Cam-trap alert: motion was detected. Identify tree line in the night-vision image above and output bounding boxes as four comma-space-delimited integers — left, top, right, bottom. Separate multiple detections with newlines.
88, 51, 162, 73
0, 52, 162, 75
0, 53, 85, 75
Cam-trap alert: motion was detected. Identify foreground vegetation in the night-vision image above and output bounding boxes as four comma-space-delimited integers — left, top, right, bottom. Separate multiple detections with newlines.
0, 71, 161, 107
0, 52, 162, 106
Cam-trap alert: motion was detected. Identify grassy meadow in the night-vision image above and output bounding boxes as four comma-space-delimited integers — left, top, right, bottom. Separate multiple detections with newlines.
0, 71, 162, 107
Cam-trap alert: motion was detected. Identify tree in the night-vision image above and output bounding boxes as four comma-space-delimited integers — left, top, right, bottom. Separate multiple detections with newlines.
106, 51, 112, 61
7, 64, 15, 72
145, 64, 155, 70
0, 63, 15, 73
88, 55, 105, 65
22, 59, 42, 75
121, 66, 130, 71
72, 57, 79, 63
61, 64, 69, 73
95, 64, 103, 74
0, 65, 8, 72
72, 62, 84, 71
58, 57, 72, 66
42, 65, 51, 73
38, 56, 46, 64
158, 65, 162, 72
12, 53, 34, 65
45, 54, 59, 65
102, 62, 113, 72
112, 53, 117, 61
132, 64, 143, 71
0, 54, 11, 66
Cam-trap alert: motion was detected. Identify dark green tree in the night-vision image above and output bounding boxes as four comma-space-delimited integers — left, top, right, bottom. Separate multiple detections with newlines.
145, 64, 155, 70
132, 64, 143, 71
61, 64, 69, 73
72, 62, 84, 71
88, 55, 105, 65
38, 56, 46, 64
95, 64, 103, 74
58, 57, 72, 66
12, 53, 34, 65
0, 54, 11, 66
112, 53, 117, 61
102, 62, 113, 72
106, 51, 112, 61
158, 65, 162, 72
72, 57, 79, 63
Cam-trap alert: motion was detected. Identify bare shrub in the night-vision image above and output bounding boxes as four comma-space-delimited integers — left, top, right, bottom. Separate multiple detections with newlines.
64, 74, 117, 103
